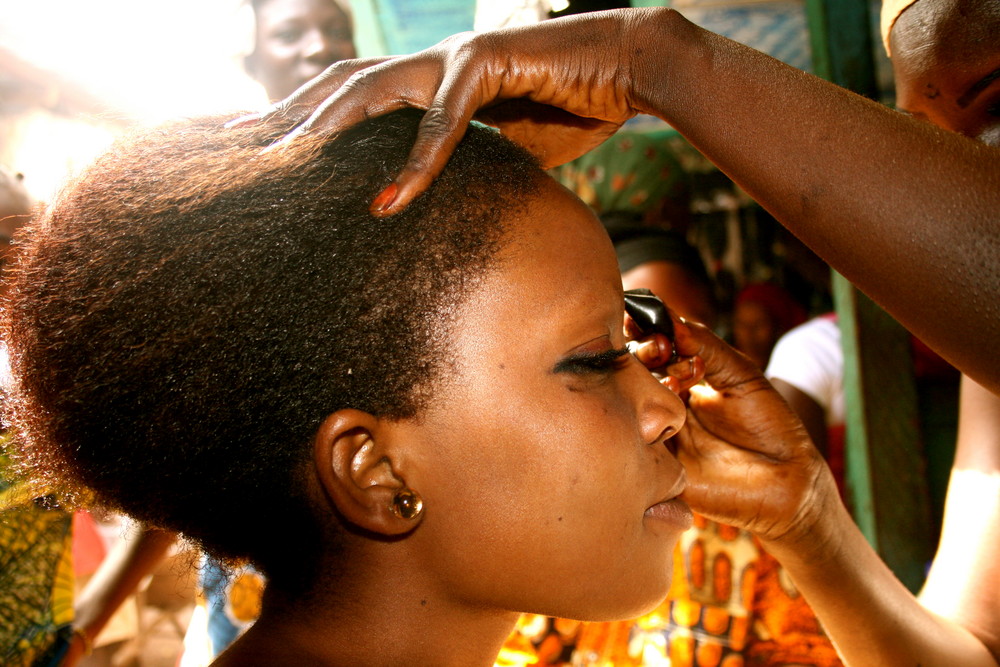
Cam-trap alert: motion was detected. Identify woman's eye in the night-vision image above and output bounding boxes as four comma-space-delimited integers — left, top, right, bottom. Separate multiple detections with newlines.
554, 347, 631, 375
323, 24, 352, 42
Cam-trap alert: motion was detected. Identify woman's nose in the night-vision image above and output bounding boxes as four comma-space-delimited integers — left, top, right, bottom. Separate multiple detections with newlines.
302, 28, 337, 62
632, 359, 686, 446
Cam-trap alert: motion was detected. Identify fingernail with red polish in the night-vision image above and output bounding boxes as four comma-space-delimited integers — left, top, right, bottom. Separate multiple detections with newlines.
371, 182, 398, 214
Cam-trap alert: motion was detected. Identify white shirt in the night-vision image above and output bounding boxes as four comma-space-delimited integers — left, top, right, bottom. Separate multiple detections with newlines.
765, 316, 845, 427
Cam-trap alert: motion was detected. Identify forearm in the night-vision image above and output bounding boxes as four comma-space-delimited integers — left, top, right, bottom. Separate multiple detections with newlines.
919, 376, 1000, 658
763, 499, 997, 667
630, 9, 1000, 395
73, 524, 177, 640
921, 468, 1000, 659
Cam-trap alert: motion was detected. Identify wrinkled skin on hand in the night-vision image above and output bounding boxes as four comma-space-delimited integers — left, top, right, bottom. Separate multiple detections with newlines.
631, 316, 838, 548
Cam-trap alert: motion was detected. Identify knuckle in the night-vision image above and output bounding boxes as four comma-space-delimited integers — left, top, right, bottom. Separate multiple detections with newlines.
438, 30, 479, 52
342, 66, 379, 92
403, 150, 437, 177
320, 59, 353, 79
454, 31, 495, 66
318, 56, 386, 82
338, 59, 397, 95
418, 106, 457, 135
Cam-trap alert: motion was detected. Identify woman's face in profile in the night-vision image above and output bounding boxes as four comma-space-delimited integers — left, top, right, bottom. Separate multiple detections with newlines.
249, 0, 355, 101
396, 178, 690, 621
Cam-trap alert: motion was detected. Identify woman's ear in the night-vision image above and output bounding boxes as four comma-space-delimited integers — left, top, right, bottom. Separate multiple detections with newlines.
313, 409, 423, 536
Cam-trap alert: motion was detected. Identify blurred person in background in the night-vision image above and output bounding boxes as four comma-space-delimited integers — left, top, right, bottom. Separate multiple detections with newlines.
0, 167, 31, 289
884, 2, 1000, 651
243, 0, 355, 102
731, 282, 806, 371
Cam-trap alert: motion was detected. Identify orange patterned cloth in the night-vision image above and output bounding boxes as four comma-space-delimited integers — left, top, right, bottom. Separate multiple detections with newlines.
497, 514, 842, 667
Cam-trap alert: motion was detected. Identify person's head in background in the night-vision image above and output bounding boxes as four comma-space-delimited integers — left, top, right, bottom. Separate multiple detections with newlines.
244, 0, 355, 101
601, 212, 717, 329
732, 282, 807, 370
0, 165, 33, 299
885, 0, 1000, 146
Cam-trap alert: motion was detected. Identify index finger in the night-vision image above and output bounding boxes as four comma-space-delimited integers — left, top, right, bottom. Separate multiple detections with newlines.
262, 42, 494, 215
371, 39, 504, 216
262, 54, 441, 151
672, 316, 767, 395
226, 56, 395, 130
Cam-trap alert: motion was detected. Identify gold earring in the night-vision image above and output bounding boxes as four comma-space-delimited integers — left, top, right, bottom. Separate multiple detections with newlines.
390, 488, 424, 520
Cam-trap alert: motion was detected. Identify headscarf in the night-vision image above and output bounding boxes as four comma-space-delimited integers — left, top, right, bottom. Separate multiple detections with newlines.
552, 132, 687, 215
602, 216, 710, 285
881, 0, 921, 56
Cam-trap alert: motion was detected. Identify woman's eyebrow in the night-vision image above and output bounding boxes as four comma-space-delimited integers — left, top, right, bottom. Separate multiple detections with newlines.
958, 67, 1000, 109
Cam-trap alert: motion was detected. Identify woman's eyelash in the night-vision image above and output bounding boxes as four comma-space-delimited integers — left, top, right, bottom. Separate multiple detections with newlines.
554, 347, 631, 375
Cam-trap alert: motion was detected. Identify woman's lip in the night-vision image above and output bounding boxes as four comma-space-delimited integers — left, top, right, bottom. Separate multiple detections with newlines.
644, 497, 693, 529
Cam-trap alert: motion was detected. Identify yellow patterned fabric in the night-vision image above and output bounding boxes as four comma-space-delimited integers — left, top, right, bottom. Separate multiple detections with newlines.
1, 449, 75, 666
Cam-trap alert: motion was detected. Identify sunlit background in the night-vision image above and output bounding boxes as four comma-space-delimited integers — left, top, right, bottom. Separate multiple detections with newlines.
0, 0, 269, 202
0, 0, 490, 203
1, 0, 264, 118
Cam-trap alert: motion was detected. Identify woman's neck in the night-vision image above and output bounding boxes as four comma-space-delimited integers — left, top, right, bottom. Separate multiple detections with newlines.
211, 571, 521, 666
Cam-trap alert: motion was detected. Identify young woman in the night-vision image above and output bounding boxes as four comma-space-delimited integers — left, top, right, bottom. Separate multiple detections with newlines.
2, 109, 737, 666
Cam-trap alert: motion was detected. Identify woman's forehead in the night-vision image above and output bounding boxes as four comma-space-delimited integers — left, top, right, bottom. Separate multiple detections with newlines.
464, 180, 620, 320
504, 179, 614, 267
